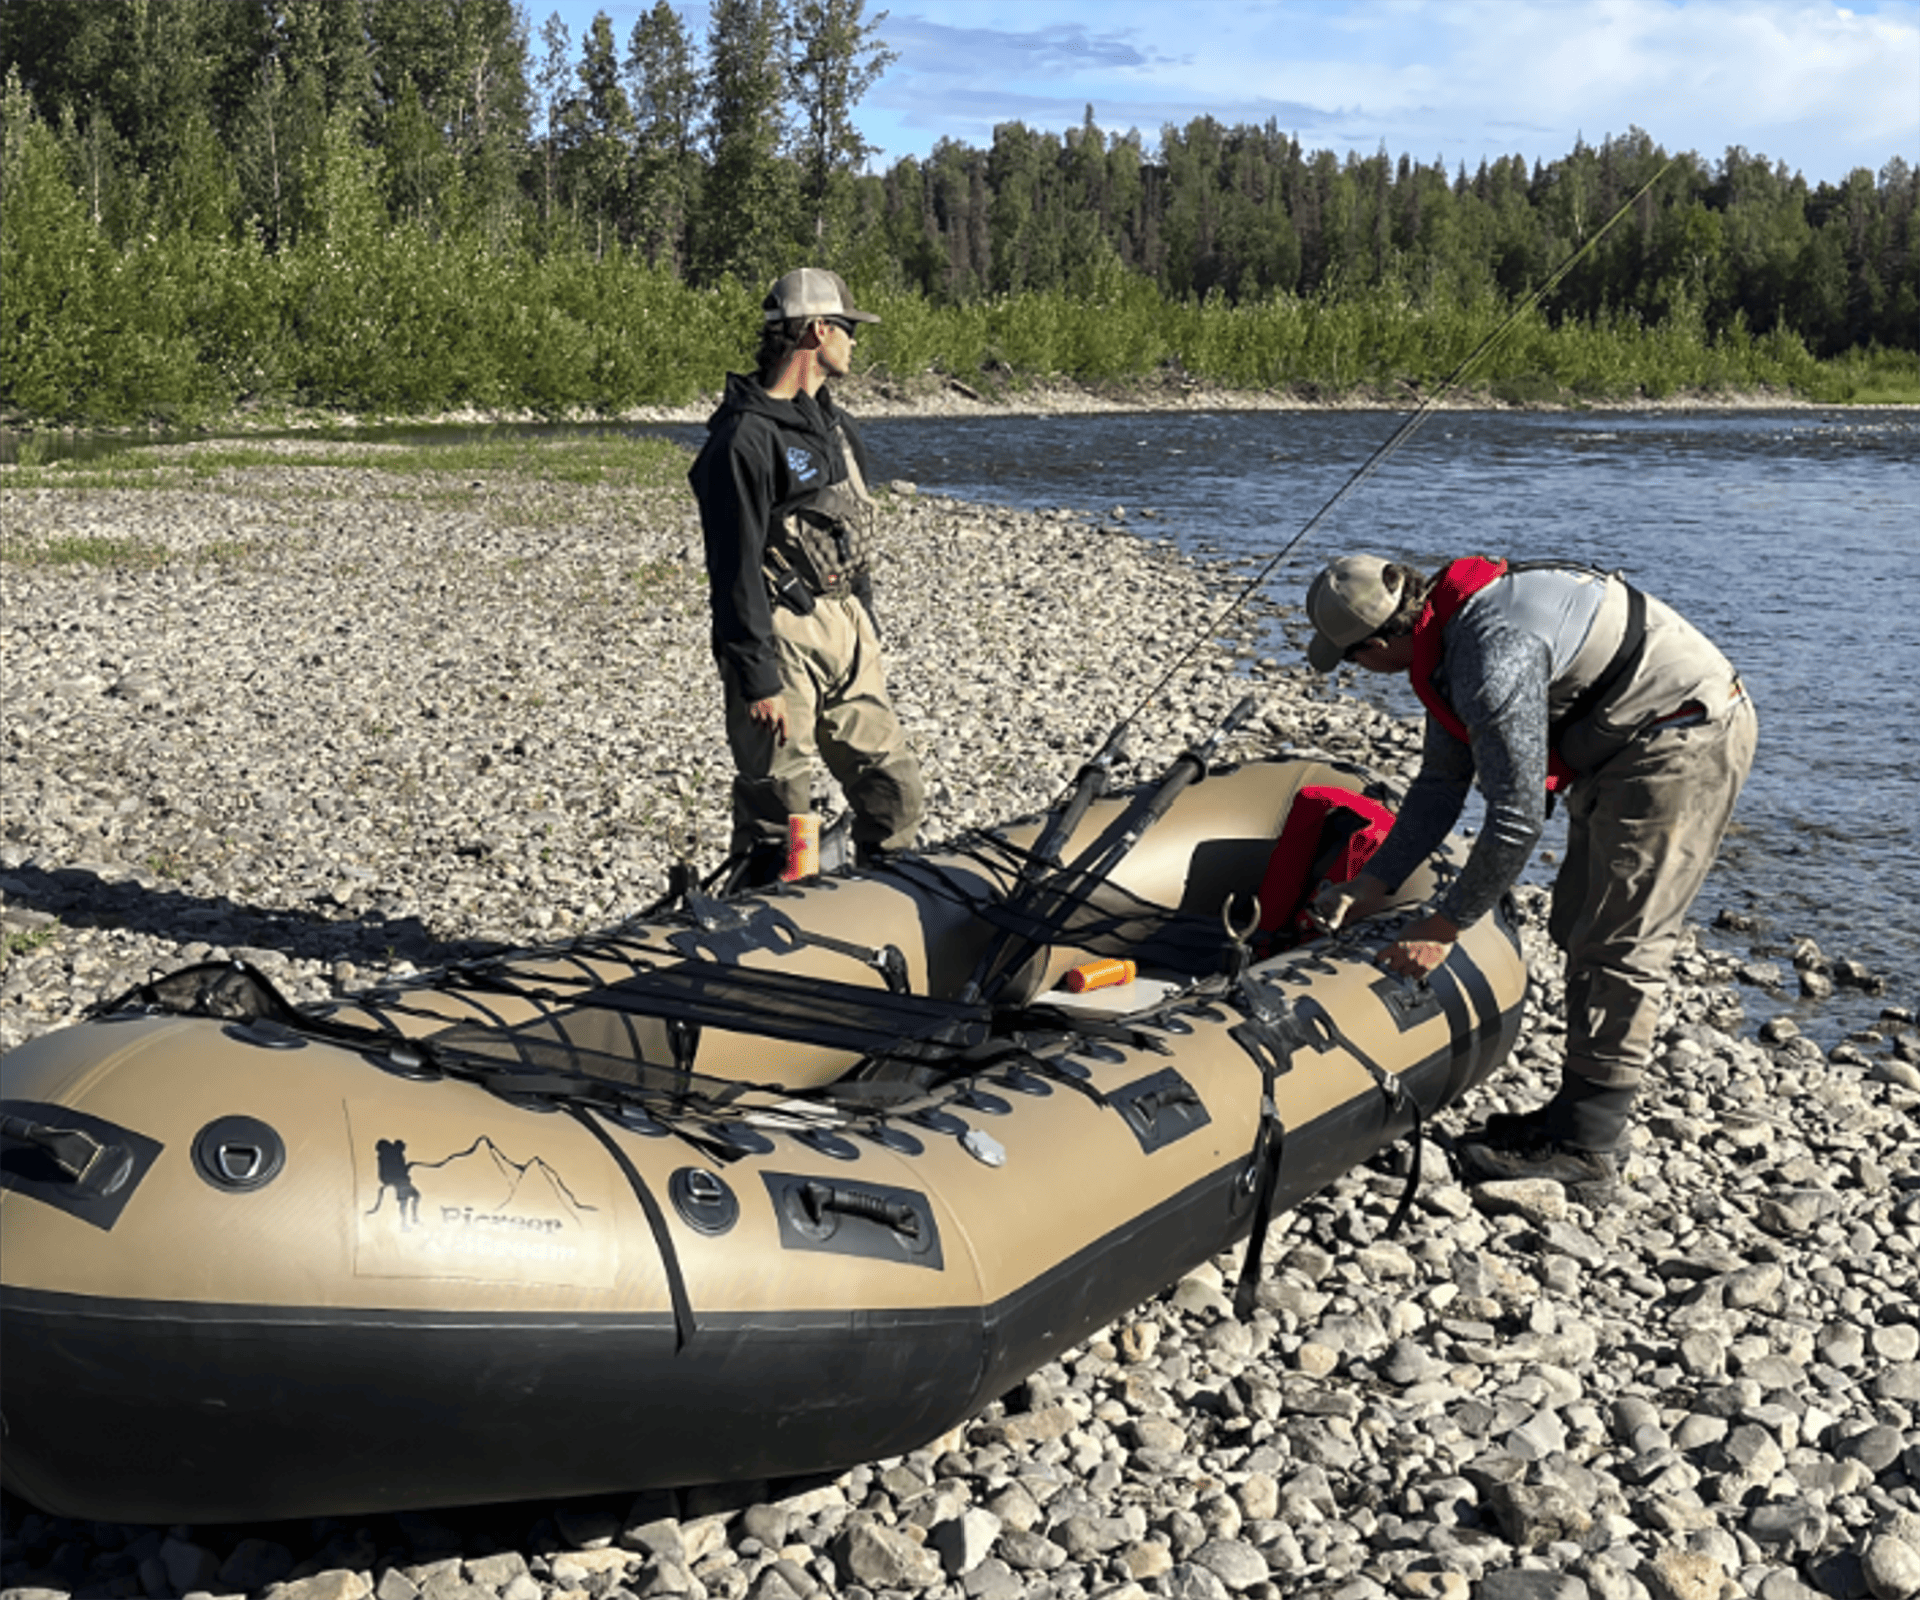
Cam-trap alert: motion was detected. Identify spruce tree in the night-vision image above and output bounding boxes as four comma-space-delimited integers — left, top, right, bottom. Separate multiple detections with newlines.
694, 0, 793, 288
625, 1, 702, 271
788, 0, 895, 250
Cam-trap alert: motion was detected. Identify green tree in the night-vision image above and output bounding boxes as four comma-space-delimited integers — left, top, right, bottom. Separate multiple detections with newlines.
788, 0, 894, 251
230, 0, 377, 251
987, 121, 1066, 294
693, 0, 793, 287
570, 12, 636, 254
920, 137, 987, 300
624, 0, 702, 270
379, 74, 454, 226
532, 11, 572, 232
364, 0, 530, 238
152, 103, 239, 239
876, 153, 942, 292
55, 99, 143, 240
0, 0, 262, 179
3, 65, 108, 418
235, 53, 299, 247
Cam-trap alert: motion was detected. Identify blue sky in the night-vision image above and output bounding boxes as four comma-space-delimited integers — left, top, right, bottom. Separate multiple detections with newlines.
539, 0, 1919, 185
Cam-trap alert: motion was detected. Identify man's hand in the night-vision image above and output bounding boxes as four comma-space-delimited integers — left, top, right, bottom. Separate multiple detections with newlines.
749, 695, 790, 746
1310, 873, 1392, 933
1376, 910, 1461, 980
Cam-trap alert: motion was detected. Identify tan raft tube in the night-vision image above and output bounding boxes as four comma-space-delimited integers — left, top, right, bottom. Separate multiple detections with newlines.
0, 754, 1528, 1523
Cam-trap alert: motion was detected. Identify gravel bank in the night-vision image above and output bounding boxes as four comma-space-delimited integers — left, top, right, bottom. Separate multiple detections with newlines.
3, 446, 1917, 1600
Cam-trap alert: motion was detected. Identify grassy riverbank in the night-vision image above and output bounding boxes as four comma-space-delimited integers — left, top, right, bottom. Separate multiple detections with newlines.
5, 359, 1916, 470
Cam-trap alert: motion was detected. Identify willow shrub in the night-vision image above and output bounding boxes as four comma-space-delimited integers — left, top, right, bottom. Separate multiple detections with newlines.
1, 89, 230, 422
6, 107, 1911, 428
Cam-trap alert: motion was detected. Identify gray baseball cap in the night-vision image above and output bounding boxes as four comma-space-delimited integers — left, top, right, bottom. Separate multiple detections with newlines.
763, 267, 880, 324
1305, 555, 1402, 671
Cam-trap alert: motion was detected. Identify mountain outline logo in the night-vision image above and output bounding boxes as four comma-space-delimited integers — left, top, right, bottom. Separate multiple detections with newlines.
348, 1106, 619, 1287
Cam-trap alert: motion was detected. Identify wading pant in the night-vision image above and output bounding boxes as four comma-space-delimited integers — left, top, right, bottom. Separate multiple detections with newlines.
724, 592, 925, 875
1546, 685, 1758, 1148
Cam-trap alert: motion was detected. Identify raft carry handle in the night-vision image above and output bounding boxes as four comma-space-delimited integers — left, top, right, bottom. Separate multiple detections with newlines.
800, 1179, 922, 1239
0, 1114, 134, 1198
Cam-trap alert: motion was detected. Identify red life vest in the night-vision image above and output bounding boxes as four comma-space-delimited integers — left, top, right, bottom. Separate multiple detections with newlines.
1254, 785, 1397, 951
1407, 556, 1577, 791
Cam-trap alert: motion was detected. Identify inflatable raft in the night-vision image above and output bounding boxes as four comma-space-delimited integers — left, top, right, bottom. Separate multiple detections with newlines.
1, 733, 1526, 1524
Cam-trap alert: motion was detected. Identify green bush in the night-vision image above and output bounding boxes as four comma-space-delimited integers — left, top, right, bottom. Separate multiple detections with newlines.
5, 67, 1914, 430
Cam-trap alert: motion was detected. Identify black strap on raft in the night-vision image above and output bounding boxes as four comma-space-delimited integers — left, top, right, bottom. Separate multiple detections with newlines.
791, 928, 911, 995
1227, 971, 1311, 1321
565, 1105, 697, 1353
1295, 996, 1427, 1242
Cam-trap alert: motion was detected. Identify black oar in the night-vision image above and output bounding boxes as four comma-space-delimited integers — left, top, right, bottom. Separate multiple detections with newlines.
967, 697, 1256, 1006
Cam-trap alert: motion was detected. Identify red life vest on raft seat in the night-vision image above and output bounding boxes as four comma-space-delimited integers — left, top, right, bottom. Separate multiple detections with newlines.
1253, 785, 1397, 952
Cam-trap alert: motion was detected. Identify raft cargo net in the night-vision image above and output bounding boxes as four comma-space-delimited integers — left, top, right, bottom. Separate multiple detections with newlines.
85, 867, 1198, 1143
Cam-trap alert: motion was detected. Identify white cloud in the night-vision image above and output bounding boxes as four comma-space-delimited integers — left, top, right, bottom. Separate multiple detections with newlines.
874, 0, 1917, 175
554, 0, 1919, 180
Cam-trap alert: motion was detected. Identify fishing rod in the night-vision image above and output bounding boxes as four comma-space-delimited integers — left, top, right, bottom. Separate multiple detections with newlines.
961, 159, 1678, 1000
1085, 155, 1681, 769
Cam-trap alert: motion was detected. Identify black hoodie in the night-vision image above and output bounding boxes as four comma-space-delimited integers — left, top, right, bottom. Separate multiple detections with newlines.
687, 373, 876, 703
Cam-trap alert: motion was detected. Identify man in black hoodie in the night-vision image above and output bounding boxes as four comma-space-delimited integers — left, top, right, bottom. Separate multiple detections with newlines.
688, 268, 926, 886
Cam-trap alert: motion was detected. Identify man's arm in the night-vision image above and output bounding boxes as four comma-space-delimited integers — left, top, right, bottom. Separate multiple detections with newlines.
693, 422, 785, 704
1361, 718, 1475, 894
1432, 622, 1553, 929
1365, 622, 1551, 978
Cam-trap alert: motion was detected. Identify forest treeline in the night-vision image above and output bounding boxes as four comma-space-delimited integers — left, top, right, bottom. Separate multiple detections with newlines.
2, 0, 1916, 426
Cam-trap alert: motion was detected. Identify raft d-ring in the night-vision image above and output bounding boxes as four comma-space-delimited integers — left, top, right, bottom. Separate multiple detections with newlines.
1221, 893, 1261, 944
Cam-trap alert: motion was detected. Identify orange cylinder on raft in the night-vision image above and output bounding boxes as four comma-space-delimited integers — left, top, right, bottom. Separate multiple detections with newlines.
1062, 958, 1137, 993
782, 814, 820, 882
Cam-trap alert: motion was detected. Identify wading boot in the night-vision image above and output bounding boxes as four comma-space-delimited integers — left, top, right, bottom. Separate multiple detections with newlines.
1455, 1080, 1634, 1206
1454, 1125, 1621, 1206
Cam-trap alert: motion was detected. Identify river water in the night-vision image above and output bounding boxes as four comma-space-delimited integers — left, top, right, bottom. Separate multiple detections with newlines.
777, 405, 1919, 1047
13, 406, 1916, 1043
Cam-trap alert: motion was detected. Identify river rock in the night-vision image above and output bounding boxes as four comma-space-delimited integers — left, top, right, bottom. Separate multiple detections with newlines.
4, 441, 1919, 1600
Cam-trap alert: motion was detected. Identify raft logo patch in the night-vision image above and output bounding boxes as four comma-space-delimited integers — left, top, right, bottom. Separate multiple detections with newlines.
786, 446, 819, 482
347, 1105, 618, 1288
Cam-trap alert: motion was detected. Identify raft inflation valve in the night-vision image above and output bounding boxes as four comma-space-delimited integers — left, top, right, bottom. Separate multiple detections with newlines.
669, 1167, 739, 1234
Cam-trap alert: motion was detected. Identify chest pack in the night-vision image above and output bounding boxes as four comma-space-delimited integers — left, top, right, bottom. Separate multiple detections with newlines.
765, 425, 878, 604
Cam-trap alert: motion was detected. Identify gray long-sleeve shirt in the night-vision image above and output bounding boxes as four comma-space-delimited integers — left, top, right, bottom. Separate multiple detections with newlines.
1365, 567, 1609, 929
1363, 563, 1740, 930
